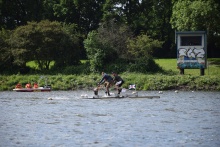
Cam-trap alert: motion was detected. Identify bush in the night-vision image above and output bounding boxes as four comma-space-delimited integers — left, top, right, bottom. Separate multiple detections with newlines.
127, 57, 162, 73
62, 62, 91, 75
84, 21, 133, 72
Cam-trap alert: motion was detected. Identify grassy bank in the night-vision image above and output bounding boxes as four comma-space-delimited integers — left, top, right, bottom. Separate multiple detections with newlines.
155, 58, 220, 76
1, 58, 219, 91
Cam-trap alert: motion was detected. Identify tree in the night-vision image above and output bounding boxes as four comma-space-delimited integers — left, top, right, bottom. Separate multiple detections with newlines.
84, 20, 133, 72
147, 0, 175, 58
84, 30, 105, 72
0, 0, 44, 29
97, 20, 133, 59
52, 0, 104, 34
11, 20, 80, 70
54, 22, 81, 68
0, 29, 14, 72
127, 34, 163, 72
101, 0, 175, 57
170, 0, 220, 32
42, 0, 60, 21
170, 0, 220, 57
127, 34, 163, 59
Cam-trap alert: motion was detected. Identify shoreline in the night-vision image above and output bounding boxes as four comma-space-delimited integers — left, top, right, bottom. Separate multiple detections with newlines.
0, 74, 219, 91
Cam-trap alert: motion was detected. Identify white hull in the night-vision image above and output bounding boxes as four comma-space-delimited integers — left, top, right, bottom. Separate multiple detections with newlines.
13, 87, 51, 92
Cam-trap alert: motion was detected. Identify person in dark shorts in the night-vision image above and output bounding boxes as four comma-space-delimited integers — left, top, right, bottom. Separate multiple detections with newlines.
112, 72, 124, 95
97, 72, 114, 96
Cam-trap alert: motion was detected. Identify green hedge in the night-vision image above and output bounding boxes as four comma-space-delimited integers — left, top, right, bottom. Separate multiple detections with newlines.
1, 73, 219, 91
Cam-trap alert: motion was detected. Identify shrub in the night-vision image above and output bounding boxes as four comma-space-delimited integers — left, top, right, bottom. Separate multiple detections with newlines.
63, 63, 91, 75
127, 57, 162, 73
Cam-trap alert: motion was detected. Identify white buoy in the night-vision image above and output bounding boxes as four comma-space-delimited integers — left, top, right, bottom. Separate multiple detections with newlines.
132, 91, 138, 97
81, 94, 88, 98
48, 97, 53, 100
192, 91, 194, 92
175, 90, 178, 93
158, 91, 163, 94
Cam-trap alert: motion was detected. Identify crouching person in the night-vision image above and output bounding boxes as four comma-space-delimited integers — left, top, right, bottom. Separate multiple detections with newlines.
97, 72, 114, 96
112, 72, 124, 95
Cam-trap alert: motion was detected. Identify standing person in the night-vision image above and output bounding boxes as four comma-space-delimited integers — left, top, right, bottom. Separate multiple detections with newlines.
98, 72, 114, 96
112, 72, 124, 95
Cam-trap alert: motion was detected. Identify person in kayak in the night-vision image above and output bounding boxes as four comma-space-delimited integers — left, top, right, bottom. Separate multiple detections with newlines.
112, 72, 124, 95
15, 83, 22, 89
98, 72, 114, 96
33, 82, 38, 88
25, 83, 32, 88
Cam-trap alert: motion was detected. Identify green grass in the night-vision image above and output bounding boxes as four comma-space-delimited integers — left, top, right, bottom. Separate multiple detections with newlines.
155, 58, 220, 75
3, 58, 217, 91
26, 61, 55, 69
27, 58, 219, 75
26, 60, 88, 70
80, 60, 89, 64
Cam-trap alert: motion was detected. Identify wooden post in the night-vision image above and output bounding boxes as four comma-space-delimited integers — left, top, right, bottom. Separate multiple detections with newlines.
200, 68, 205, 76
180, 68, 184, 75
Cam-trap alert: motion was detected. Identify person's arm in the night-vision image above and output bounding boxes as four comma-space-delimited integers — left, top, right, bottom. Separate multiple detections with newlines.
99, 75, 106, 84
111, 76, 115, 82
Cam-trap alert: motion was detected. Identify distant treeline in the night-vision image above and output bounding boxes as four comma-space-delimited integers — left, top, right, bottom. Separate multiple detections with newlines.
0, 0, 220, 74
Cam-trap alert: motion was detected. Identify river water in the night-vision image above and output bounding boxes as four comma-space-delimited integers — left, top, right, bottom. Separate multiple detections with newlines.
0, 90, 220, 147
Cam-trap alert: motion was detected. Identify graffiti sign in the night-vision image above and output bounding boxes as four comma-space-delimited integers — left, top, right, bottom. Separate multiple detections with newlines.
176, 31, 207, 69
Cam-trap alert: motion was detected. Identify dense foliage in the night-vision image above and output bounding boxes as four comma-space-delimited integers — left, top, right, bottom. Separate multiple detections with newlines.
1, 74, 219, 91
84, 20, 133, 72
0, 0, 220, 74
12, 21, 78, 69
170, 0, 220, 58
170, 0, 220, 33
0, 58, 219, 91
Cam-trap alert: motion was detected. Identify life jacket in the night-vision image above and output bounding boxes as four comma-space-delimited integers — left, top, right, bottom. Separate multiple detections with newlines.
25, 83, 32, 88
15, 83, 22, 89
33, 83, 38, 88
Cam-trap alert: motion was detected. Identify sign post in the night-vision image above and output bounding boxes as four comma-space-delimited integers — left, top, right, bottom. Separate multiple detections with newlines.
176, 31, 207, 75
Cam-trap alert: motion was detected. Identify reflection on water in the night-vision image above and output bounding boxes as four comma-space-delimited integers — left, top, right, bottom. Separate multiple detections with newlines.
0, 91, 220, 147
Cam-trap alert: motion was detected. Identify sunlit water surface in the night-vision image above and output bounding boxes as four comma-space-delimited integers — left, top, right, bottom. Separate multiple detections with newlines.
0, 90, 220, 147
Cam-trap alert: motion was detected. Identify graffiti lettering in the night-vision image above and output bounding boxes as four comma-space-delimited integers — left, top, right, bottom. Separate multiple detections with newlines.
178, 47, 205, 59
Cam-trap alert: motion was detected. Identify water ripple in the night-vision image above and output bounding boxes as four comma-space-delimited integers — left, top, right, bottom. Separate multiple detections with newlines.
0, 91, 220, 147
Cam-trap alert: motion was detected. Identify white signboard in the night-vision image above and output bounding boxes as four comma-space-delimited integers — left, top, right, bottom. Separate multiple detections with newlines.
176, 31, 207, 69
